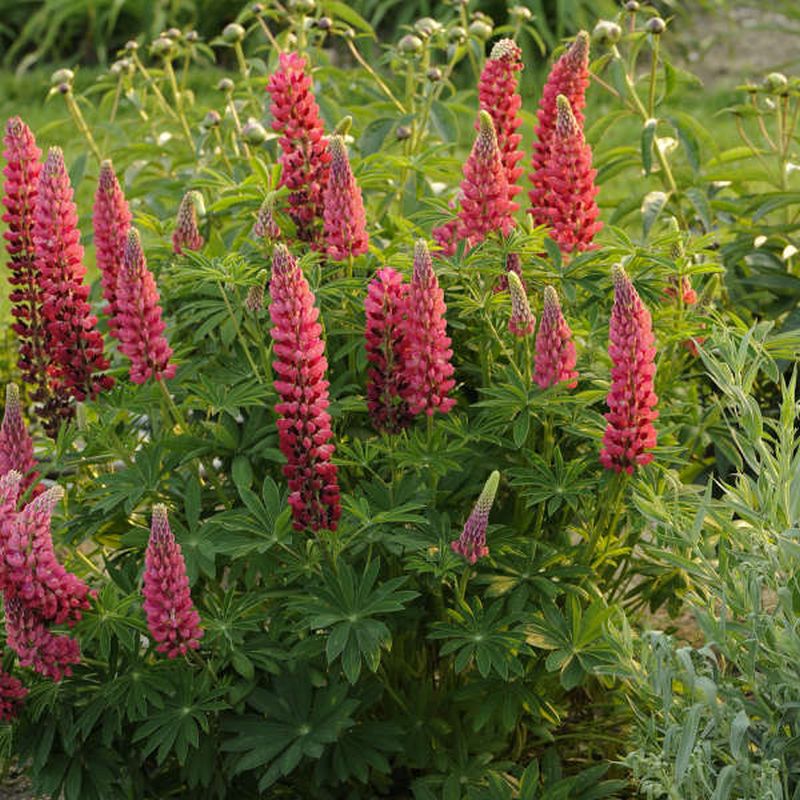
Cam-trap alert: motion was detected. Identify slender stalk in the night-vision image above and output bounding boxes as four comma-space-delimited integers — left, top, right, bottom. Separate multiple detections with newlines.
63, 92, 102, 161
162, 58, 195, 149
256, 16, 282, 52
647, 37, 660, 118
131, 51, 180, 123
216, 281, 263, 382
345, 38, 405, 113
234, 42, 258, 108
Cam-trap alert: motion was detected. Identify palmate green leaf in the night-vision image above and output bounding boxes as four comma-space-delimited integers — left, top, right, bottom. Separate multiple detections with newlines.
291, 559, 418, 683
222, 672, 358, 790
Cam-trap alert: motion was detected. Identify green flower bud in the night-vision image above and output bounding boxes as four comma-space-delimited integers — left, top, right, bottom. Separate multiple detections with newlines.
398, 34, 424, 54
166, 27, 181, 39
125, 40, 139, 52
427, 67, 442, 82
448, 26, 467, 43
57, 83, 71, 95
645, 17, 666, 35
396, 125, 412, 140
217, 77, 235, 92
150, 36, 175, 57
765, 72, 789, 93
185, 31, 199, 43
50, 68, 74, 87
414, 17, 442, 37
468, 20, 493, 40
251, 3, 264, 14
509, 5, 532, 21
316, 16, 332, 30
593, 20, 622, 46
242, 120, 267, 144
222, 23, 245, 43
625, 1, 640, 10
288, 0, 316, 12
110, 58, 134, 77
202, 110, 222, 128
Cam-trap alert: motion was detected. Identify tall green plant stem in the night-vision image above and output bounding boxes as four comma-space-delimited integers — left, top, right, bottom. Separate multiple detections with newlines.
345, 38, 405, 114
130, 51, 181, 125
583, 472, 627, 566
162, 57, 195, 149
63, 91, 102, 161
233, 42, 258, 108
216, 281, 263, 383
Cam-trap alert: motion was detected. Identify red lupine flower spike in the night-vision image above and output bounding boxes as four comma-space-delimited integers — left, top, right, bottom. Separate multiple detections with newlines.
507, 272, 535, 337
365, 267, 412, 434
530, 31, 590, 179
2, 117, 51, 409
534, 286, 578, 389
401, 240, 456, 417
323, 136, 369, 261
269, 244, 341, 531
0, 471, 22, 592
0, 670, 27, 720
600, 265, 659, 473
266, 52, 331, 246
529, 94, 602, 254
142, 505, 203, 658
0, 384, 41, 497
116, 230, 177, 385
479, 39, 525, 206
451, 470, 500, 563
4, 485, 94, 626
4, 596, 81, 681
457, 111, 515, 248
172, 191, 204, 255
93, 160, 132, 339
34, 147, 113, 412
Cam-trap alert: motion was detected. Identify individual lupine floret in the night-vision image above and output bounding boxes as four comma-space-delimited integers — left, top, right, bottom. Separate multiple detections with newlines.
478, 38, 525, 207
33, 147, 113, 408
365, 267, 412, 434
4, 596, 80, 681
507, 271, 535, 337
600, 266, 658, 473
2, 118, 51, 408
0, 384, 40, 497
451, 470, 500, 563
401, 241, 456, 416
142, 505, 203, 659
457, 111, 515, 248
266, 52, 331, 245
115, 230, 177, 385
529, 95, 602, 254
322, 136, 368, 261
268, 244, 341, 531
3, 485, 93, 626
530, 31, 590, 179
0, 670, 27, 720
93, 160, 132, 338
172, 191, 204, 255
534, 286, 578, 388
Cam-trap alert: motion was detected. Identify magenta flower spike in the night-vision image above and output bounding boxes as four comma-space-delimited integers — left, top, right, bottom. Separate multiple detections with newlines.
401, 241, 456, 417
0, 470, 22, 592
323, 136, 368, 261
93, 160, 132, 338
266, 52, 331, 246
0, 670, 27, 720
2, 118, 51, 407
478, 39, 525, 207
457, 111, 515, 249
365, 267, 411, 434
451, 470, 500, 564
142, 505, 203, 659
269, 244, 341, 532
507, 271, 535, 337
34, 147, 113, 407
172, 191, 204, 255
115, 230, 177, 385
252, 198, 281, 242
534, 286, 578, 389
0, 384, 40, 497
600, 266, 659, 473
529, 95, 602, 255
4, 596, 81, 681
4, 485, 93, 626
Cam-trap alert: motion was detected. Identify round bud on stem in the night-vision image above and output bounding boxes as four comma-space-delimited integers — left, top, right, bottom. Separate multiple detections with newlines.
242, 120, 267, 144
57, 83, 70, 95
468, 20, 493, 40
593, 19, 622, 46
415, 17, 442, 37
398, 34, 424, 54
646, 17, 666, 35
396, 125, 412, 141
166, 27, 181, 39
448, 26, 467, 43
222, 23, 245, 43
427, 67, 442, 82
50, 68, 74, 87
202, 110, 222, 129
150, 36, 175, 57
251, 3, 264, 14
289, 0, 316, 12
217, 77, 235, 93
185, 31, 199, 43
625, 0, 640, 11
125, 40, 139, 52
316, 16, 332, 30
509, 5, 533, 21
765, 72, 789, 93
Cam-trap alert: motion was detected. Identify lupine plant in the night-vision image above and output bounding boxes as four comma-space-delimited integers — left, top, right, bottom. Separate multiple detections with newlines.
0, 2, 798, 799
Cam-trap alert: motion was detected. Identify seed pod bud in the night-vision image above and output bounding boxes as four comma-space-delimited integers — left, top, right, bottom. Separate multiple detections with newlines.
166, 28, 181, 39
151, 36, 175, 57
468, 20, 493, 40
398, 34, 424, 54
125, 40, 139, 52
289, 0, 316, 12
415, 17, 442, 37
50, 68, 74, 87
57, 83, 70, 95
396, 125, 412, 140
252, 3, 264, 14
448, 26, 467, 43
509, 5, 532, 20
625, 1, 640, 10
427, 67, 442, 82
593, 20, 622, 46
334, 115, 352, 135
765, 72, 789, 93
317, 16, 332, 30
110, 58, 133, 76
223, 23, 246, 43
242, 119, 267, 144
186, 30, 199, 43
202, 110, 222, 128
646, 17, 666, 35
217, 77, 235, 92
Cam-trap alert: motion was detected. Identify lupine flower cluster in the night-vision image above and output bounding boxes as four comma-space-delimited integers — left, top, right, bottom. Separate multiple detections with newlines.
93, 160, 131, 338
0, 384, 40, 497
600, 266, 659, 473
451, 470, 500, 563
323, 136, 369, 261
0, 472, 87, 682
365, 268, 412, 433
142, 505, 203, 658
534, 286, 578, 389
115, 230, 176, 384
266, 52, 331, 245
0, 669, 27, 721
172, 191, 204, 255
269, 244, 341, 532
507, 272, 535, 337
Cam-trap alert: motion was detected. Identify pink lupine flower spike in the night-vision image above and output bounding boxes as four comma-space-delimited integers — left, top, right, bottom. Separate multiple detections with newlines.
0, 383, 40, 496
534, 286, 578, 389
451, 470, 500, 564
507, 271, 535, 337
